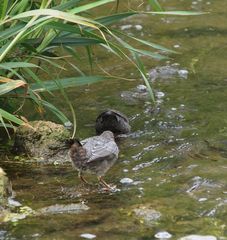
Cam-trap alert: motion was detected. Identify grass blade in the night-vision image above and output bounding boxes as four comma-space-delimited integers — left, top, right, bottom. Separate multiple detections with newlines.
0, 79, 26, 95
148, 0, 163, 11
0, 108, 24, 125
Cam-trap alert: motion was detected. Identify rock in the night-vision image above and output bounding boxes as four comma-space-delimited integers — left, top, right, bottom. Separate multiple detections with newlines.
120, 177, 134, 184
132, 204, 161, 225
80, 233, 96, 239
148, 64, 188, 82
13, 121, 71, 163
37, 203, 89, 215
155, 231, 172, 239
0, 206, 33, 223
0, 168, 12, 208
179, 235, 217, 240
136, 84, 147, 93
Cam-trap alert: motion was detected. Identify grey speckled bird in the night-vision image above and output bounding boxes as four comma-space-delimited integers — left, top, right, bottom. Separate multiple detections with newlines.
69, 131, 119, 189
95, 109, 131, 135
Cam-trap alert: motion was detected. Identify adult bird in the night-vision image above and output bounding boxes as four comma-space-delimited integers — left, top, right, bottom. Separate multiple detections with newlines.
69, 131, 119, 189
95, 109, 131, 136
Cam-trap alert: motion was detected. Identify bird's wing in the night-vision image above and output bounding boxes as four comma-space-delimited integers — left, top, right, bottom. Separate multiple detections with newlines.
83, 137, 119, 163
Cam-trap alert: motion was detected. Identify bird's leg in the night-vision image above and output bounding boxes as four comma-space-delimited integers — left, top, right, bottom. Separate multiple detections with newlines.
78, 172, 89, 184
97, 176, 113, 190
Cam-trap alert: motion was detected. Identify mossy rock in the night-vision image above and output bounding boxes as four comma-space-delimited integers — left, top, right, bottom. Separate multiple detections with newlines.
13, 121, 71, 163
0, 168, 12, 209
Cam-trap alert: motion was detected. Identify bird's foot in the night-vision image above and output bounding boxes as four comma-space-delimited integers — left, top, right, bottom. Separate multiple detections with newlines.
99, 184, 120, 193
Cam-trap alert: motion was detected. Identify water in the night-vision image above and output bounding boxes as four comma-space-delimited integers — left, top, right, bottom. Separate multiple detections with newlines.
1, 1, 227, 239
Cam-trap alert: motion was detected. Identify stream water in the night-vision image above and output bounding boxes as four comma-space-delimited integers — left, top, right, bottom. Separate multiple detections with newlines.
1, 1, 227, 239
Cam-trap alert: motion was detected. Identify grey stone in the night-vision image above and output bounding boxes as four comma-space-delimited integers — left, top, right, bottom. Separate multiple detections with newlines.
37, 203, 89, 215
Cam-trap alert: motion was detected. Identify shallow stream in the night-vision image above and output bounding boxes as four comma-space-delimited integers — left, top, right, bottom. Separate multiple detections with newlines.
1, 1, 227, 239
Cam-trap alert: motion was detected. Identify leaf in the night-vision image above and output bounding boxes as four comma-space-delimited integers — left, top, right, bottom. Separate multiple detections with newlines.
0, 0, 8, 20
113, 34, 167, 60
0, 108, 24, 125
95, 12, 137, 26
0, 79, 26, 95
133, 52, 155, 102
69, 0, 115, 14
40, 100, 70, 125
0, 62, 39, 69
53, 0, 84, 11
30, 76, 109, 92
148, 0, 163, 11
0, 23, 26, 41
147, 11, 205, 15
11, 9, 100, 29
48, 37, 104, 46
128, 35, 178, 54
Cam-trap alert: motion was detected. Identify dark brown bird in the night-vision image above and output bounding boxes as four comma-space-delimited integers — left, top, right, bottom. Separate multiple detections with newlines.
69, 131, 119, 189
95, 109, 131, 135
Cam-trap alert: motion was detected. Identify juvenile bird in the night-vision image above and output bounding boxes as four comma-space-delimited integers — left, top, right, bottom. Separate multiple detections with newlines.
95, 109, 131, 136
69, 131, 119, 189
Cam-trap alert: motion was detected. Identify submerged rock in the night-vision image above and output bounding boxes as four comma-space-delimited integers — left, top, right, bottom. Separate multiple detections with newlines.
37, 203, 89, 215
132, 204, 161, 225
13, 121, 71, 163
179, 235, 217, 240
148, 64, 188, 82
0, 206, 33, 223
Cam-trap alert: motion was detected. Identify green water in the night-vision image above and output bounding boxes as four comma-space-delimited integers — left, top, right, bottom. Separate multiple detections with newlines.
1, 1, 227, 239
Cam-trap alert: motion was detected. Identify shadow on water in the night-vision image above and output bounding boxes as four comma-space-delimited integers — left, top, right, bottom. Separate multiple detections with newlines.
1, 1, 227, 239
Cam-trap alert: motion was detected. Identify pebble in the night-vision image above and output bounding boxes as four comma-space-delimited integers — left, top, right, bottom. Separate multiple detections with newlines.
178, 69, 188, 79
155, 231, 172, 239
8, 198, 22, 207
80, 233, 96, 239
136, 84, 147, 92
156, 91, 165, 99
135, 24, 143, 31
198, 198, 207, 202
120, 178, 134, 184
120, 24, 132, 30
179, 235, 217, 240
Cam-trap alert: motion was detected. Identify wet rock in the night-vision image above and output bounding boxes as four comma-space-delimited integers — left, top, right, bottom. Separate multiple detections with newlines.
0, 168, 12, 209
132, 204, 161, 225
155, 231, 172, 239
120, 177, 134, 184
179, 235, 217, 240
13, 121, 71, 163
120, 24, 143, 31
136, 84, 147, 92
80, 233, 96, 239
0, 206, 33, 223
148, 64, 188, 82
186, 176, 223, 201
37, 203, 89, 215
120, 84, 165, 107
